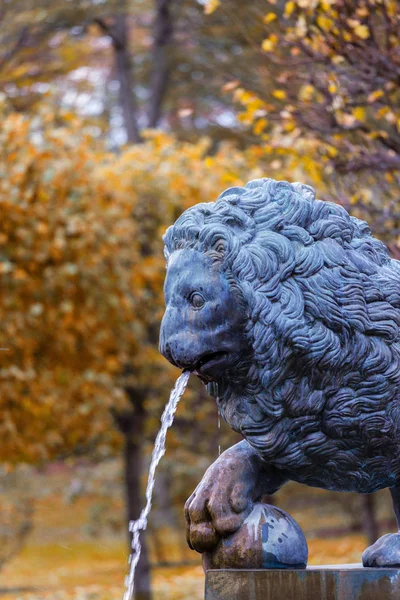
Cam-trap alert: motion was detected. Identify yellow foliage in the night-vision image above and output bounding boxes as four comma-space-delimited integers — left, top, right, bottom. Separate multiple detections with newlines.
320, 0, 334, 10
284, 1, 296, 18
204, 0, 220, 15
0, 113, 261, 465
299, 84, 315, 102
352, 106, 366, 121
230, 0, 399, 249
316, 14, 333, 31
353, 23, 370, 39
368, 89, 384, 103
328, 81, 338, 94
272, 89, 287, 100
263, 12, 277, 23
253, 118, 269, 136
262, 35, 278, 52
386, 0, 398, 16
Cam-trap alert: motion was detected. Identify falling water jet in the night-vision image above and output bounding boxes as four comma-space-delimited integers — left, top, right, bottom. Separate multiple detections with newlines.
123, 370, 191, 600
217, 408, 221, 457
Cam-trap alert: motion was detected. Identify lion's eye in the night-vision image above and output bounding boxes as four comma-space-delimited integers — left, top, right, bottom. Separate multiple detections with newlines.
189, 292, 205, 309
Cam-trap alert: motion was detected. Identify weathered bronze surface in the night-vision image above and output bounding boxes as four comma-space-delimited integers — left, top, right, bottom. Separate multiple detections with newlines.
205, 568, 400, 600
160, 178, 400, 569
202, 503, 307, 571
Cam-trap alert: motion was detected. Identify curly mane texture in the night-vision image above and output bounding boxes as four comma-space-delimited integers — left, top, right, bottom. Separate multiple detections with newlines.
163, 179, 400, 492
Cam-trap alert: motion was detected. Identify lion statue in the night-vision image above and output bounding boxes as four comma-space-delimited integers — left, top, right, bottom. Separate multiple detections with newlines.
159, 178, 400, 568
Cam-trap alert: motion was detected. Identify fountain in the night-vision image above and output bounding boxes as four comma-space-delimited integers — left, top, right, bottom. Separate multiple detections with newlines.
158, 178, 400, 599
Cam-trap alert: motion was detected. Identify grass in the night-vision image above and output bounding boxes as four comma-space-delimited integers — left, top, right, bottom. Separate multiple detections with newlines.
0, 459, 394, 599
0, 535, 369, 600
1, 540, 203, 599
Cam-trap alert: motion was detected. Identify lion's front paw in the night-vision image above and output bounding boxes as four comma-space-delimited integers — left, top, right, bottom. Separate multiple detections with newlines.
184, 440, 287, 554
185, 479, 253, 553
362, 533, 400, 567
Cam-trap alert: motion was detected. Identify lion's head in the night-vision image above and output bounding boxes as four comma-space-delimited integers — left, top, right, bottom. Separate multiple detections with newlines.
160, 178, 400, 475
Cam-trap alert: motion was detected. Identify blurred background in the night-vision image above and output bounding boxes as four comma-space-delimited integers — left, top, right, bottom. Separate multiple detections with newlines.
0, 0, 399, 598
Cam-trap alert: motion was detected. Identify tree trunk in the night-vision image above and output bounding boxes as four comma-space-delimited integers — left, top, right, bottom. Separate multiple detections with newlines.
148, 0, 174, 128
94, 8, 141, 144
361, 494, 379, 546
154, 466, 178, 528
113, 11, 142, 143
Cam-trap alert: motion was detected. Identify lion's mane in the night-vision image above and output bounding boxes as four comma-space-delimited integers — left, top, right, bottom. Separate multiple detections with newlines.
163, 178, 400, 492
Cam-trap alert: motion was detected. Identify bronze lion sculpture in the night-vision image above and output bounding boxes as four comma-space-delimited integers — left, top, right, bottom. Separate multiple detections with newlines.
159, 178, 400, 568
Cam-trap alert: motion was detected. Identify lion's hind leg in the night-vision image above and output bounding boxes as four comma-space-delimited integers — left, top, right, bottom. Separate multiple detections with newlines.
362, 487, 400, 567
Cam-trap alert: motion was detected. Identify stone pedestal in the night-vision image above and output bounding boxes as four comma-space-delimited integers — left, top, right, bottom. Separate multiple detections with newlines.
205, 566, 400, 600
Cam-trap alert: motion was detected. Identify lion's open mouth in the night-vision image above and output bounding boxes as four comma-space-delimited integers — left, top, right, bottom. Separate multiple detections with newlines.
194, 351, 229, 375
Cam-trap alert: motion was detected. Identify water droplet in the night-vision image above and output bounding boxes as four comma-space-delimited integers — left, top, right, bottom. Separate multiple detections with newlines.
217, 408, 222, 456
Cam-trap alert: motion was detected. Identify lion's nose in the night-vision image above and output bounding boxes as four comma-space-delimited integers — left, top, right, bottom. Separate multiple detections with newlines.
160, 341, 178, 368
160, 311, 174, 364
166, 339, 193, 370
159, 326, 184, 368
160, 332, 199, 370
160, 308, 201, 369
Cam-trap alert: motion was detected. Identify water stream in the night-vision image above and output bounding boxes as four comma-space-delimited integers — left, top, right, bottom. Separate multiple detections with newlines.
123, 370, 191, 600
218, 408, 221, 456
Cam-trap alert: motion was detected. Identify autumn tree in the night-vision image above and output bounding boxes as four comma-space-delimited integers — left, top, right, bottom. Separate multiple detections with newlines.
256, 0, 400, 173
226, 0, 400, 245
0, 115, 137, 465
0, 0, 276, 145
0, 98, 260, 588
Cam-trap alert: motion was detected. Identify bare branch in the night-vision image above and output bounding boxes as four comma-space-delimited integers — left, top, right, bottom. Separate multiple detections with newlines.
336, 152, 400, 174
93, 17, 121, 48
0, 25, 29, 73
0, 1, 6, 26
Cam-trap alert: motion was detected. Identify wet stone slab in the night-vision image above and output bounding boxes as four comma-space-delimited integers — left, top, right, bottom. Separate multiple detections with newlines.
205, 566, 400, 600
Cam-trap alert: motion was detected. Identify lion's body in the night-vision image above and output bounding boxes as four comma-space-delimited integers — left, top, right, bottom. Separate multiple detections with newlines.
163, 178, 400, 495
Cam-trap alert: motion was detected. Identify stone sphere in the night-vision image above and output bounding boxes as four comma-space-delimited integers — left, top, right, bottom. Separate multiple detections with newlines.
203, 503, 308, 571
